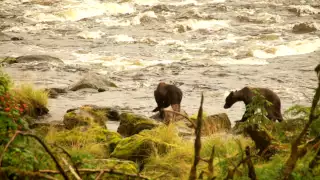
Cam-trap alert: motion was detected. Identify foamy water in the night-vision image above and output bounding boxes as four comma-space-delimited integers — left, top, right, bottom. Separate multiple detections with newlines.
0, 0, 319, 123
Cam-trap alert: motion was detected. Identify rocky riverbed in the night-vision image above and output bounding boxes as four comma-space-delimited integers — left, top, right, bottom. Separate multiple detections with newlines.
0, 0, 319, 128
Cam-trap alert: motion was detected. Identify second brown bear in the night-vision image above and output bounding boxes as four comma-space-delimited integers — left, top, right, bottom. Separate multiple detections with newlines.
224, 86, 283, 123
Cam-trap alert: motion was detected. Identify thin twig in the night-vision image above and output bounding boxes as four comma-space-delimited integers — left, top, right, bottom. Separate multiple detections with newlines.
95, 170, 104, 180
19, 132, 69, 180
61, 157, 81, 180
0, 167, 58, 180
38, 169, 150, 179
0, 131, 19, 166
54, 144, 81, 176
189, 93, 204, 180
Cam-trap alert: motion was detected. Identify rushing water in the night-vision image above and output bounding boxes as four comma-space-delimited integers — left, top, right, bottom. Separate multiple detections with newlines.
0, 0, 319, 124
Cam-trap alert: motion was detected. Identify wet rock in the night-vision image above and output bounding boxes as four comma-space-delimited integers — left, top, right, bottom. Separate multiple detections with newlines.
149, 4, 171, 13
14, 55, 64, 65
110, 133, 171, 163
140, 15, 158, 24
117, 112, 158, 137
63, 105, 108, 129
66, 105, 120, 122
10, 37, 23, 41
175, 24, 192, 33
292, 22, 319, 33
69, 73, 117, 92
288, 5, 319, 17
176, 9, 202, 20
45, 87, 67, 99
201, 113, 231, 135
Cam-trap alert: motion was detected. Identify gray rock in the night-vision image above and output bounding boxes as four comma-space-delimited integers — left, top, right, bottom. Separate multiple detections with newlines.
69, 73, 117, 91
292, 22, 318, 33
15, 55, 64, 65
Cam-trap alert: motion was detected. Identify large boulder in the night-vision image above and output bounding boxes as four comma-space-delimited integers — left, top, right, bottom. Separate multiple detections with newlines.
110, 133, 171, 163
69, 73, 117, 92
117, 112, 158, 137
201, 113, 231, 135
63, 105, 109, 129
292, 22, 318, 33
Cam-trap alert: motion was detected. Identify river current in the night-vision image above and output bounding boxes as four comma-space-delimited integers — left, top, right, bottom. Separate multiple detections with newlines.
0, 0, 319, 124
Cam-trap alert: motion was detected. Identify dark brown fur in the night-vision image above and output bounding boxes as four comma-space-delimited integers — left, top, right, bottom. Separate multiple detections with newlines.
152, 82, 183, 119
224, 87, 283, 122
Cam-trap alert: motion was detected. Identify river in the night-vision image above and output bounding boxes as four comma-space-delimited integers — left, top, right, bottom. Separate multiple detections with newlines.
0, 0, 319, 124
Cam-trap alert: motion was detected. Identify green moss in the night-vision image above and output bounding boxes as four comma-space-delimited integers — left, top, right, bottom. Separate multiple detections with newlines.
117, 112, 157, 137
110, 133, 172, 163
0, 57, 17, 64
45, 123, 120, 158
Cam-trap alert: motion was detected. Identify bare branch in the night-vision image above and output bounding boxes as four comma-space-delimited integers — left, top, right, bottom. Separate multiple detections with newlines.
0, 168, 58, 180
0, 131, 19, 166
162, 109, 196, 128
19, 132, 69, 180
61, 157, 81, 180
189, 93, 204, 180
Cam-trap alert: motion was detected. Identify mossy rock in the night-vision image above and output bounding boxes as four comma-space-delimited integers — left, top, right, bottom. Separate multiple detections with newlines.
110, 133, 171, 163
105, 131, 122, 154
79, 158, 139, 180
0, 56, 17, 64
201, 113, 231, 135
63, 105, 108, 129
117, 112, 158, 137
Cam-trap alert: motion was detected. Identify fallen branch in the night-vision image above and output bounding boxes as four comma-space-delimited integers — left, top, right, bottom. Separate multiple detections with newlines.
282, 65, 320, 180
19, 132, 69, 180
0, 131, 19, 166
61, 157, 81, 180
245, 146, 257, 180
54, 144, 81, 176
38, 169, 150, 180
163, 109, 196, 128
189, 93, 204, 180
0, 167, 57, 180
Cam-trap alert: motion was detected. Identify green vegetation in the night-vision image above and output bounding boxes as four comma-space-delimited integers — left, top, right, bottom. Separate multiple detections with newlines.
0, 66, 320, 180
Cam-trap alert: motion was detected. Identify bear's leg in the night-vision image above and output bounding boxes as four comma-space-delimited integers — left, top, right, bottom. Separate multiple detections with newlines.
266, 107, 277, 122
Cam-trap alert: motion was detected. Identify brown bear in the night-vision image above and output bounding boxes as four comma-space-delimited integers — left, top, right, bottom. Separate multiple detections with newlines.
224, 87, 283, 123
152, 82, 183, 119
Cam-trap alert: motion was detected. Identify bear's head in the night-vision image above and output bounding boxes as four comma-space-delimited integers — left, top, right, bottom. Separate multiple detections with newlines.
224, 90, 238, 109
